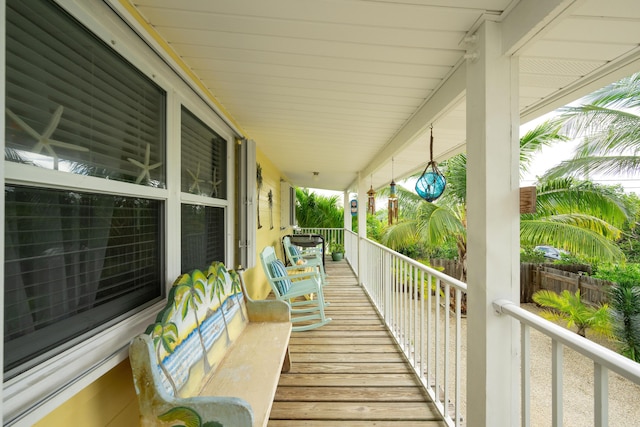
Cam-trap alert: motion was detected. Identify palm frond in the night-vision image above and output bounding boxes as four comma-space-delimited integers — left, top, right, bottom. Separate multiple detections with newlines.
520, 219, 624, 261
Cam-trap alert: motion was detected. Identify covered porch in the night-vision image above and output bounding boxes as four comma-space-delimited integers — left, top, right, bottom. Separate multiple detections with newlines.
271, 259, 447, 426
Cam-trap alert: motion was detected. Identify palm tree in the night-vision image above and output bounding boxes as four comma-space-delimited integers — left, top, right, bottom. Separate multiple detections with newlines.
227, 267, 248, 321
544, 72, 640, 179
295, 188, 344, 228
532, 289, 612, 338
520, 178, 627, 261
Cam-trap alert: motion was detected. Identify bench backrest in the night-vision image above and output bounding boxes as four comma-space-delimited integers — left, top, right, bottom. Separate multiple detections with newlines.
144, 261, 248, 398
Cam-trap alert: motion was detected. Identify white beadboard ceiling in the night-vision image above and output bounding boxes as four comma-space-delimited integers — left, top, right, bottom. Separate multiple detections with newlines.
126, 0, 640, 192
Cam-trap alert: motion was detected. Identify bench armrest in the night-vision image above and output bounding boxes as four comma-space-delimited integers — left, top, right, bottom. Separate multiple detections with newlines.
246, 299, 291, 322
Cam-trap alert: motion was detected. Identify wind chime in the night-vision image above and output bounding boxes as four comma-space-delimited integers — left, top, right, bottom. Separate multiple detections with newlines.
415, 125, 446, 202
367, 175, 376, 215
388, 157, 398, 225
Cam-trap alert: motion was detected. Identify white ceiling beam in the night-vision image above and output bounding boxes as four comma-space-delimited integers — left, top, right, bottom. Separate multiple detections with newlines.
500, 0, 581, 55
348, 62, 466, 191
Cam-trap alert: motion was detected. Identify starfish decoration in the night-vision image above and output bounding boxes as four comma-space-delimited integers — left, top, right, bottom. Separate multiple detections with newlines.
210, 167, 223, 197
187, 162, 205, 194
6, 106, 89, 170
128, 143, 162, 184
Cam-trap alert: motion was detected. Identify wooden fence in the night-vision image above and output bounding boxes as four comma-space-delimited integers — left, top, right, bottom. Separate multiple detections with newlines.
429, 259, 610, 306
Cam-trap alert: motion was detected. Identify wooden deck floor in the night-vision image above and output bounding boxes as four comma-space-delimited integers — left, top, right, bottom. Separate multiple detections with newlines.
268, 259, 447, 426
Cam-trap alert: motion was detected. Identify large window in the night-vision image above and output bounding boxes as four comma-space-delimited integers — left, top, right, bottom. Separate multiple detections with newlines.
180, 107, 227, 273
4, 0, 166, 376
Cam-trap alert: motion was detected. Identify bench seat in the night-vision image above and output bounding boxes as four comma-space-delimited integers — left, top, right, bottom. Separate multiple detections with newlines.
200, 321, 291, 425
129, 262, 292, 427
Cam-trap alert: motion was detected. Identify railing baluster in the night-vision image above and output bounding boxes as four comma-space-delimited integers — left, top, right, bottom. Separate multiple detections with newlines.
521, 323, 531, 427
594, 362, 608, 427
427, 272, 433, 389
552, 340, 563, 427
420, 269, 426, 384
444, 282, 450, 421
455, 289, 461, 427
435, 277, 441, 405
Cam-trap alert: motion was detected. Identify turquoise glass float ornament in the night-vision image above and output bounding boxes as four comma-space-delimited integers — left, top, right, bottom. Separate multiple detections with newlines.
415, 126, 446, 202
415, 164, 446, 202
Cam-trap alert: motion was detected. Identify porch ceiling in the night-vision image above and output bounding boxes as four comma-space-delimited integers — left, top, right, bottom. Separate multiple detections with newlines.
126, 0, 640, 192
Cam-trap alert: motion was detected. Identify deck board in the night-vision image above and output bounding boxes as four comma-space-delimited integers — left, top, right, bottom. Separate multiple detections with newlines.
268, 258, 447, 426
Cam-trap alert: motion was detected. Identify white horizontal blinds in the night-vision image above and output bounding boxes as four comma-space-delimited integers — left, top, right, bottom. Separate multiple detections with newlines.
4, 185, 163, 373
181, 107, 227, 198
5, 0, 166, 186
181, 205, 226, 274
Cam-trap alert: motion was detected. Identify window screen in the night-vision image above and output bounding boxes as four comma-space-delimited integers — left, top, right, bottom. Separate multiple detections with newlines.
181, 205, 225, 274
5, 0, 166, 187
5, 186, 163, 374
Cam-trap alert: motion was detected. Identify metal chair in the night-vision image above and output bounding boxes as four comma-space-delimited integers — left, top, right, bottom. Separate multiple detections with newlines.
259, 246, 331, 331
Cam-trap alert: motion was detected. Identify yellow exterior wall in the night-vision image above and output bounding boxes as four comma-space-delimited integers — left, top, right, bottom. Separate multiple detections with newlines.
33, 359, 139, 427
242, 147, 292, 300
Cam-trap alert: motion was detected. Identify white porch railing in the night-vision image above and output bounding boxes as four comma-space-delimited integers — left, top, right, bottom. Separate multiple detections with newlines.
359, 236, 467, 427
494, 299, 640, 427
296, 227, 640, 427
293, 227, 344, 254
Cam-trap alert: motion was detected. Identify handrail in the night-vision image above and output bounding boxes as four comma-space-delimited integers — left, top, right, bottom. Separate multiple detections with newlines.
494, 299, 640, 384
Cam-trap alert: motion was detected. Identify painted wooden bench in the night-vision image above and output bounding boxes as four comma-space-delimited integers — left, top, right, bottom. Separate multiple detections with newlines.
129, 261, 292, 427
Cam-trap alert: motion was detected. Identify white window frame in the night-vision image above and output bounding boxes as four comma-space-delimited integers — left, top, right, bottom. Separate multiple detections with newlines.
2, 0, 238, 424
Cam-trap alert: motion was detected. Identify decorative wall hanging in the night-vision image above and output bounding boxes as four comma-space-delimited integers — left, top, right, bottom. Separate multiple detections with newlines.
415, 126, 446, 202
350, 199, 358, 216
367, 176, 376, 215
388, 157, 398, 225
268, 189, 274, 229
187, 162, 204, 194
256, 163, 263, 229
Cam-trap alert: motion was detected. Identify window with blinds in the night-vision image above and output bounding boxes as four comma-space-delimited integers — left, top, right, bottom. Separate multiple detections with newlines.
181, 205, 225, 274
5, 0, 166, 187
5, 186, 163, 374
4, 0, 166, 377
181, 107, 227, 199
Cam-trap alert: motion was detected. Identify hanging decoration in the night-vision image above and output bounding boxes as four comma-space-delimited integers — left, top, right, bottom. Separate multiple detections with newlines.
367, 175, 376, 215
256, 163, 263, 229
388, 157, 398, 225
415, 126, 446, 202
350, 198, 358, 216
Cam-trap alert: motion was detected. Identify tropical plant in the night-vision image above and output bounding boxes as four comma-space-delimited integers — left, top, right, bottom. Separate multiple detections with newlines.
295, 188, 344, 228
609, 281, 640, 362
544, 72, 640, 180
532, 289, 613, 338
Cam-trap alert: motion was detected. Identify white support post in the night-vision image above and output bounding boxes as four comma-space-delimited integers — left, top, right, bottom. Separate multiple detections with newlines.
466, 20, 520, 427
357, 174, 368, 285
343, 191, 351, 234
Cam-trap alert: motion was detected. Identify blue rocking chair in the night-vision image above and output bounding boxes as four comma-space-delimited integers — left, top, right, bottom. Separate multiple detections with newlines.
259, 246, 331, 332
282, 235, 327, 286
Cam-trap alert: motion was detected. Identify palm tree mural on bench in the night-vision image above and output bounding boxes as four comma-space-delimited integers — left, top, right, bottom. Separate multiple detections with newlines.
208, 263, 231, 345
148, 321, 180, 396
174, 273, 211, 373
227, 268, 247, 322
